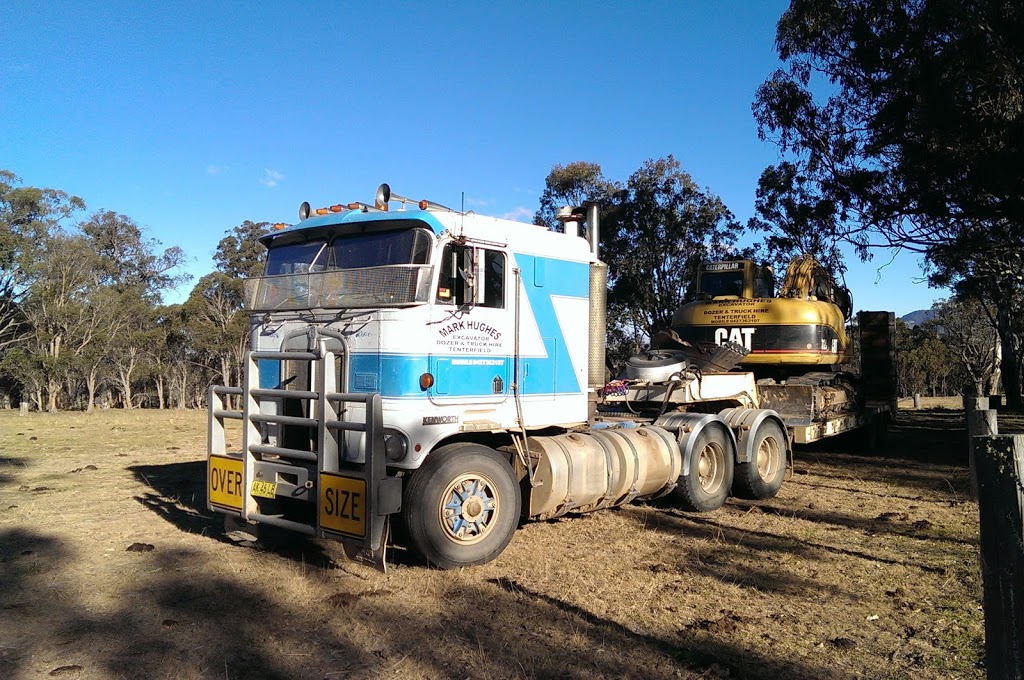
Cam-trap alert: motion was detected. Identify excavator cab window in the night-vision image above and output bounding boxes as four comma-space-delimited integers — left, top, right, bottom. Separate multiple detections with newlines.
753, 265, 774, 298
698, 267, 745, 298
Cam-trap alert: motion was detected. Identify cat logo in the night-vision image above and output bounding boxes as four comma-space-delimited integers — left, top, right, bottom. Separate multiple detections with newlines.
714, 327, 755, 350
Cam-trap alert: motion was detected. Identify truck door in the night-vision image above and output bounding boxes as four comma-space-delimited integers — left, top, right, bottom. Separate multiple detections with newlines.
428, 244, 511, 406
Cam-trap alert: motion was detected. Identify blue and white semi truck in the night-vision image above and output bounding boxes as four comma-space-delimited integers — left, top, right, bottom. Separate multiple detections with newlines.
207, 184, 806, 569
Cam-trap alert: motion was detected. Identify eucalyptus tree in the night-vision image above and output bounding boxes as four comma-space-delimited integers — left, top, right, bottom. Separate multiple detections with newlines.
533, 161, 621, 233
603, 155, 744, 345
182, 221, 270, 399
78, 210, 187, 408
0, 170, 84, 356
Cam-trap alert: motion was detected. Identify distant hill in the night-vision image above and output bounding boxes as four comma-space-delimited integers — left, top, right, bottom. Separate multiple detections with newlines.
900, 309, 936, 327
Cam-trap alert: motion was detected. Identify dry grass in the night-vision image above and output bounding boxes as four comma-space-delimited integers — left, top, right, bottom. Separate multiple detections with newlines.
0, 407, 995, 679
897, 396, 965, 410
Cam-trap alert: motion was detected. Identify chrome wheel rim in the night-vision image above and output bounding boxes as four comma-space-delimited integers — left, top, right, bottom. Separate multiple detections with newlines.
438, 473, 499, 545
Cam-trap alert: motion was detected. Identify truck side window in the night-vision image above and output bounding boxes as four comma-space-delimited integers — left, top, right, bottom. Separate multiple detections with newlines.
435, 246, 504, 307
482, 250, 505, 308
436, 245, 456, 303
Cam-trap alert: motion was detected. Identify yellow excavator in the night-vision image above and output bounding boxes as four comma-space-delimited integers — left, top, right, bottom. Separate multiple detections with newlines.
636, 254, 895, 445
669, 254, 853, 380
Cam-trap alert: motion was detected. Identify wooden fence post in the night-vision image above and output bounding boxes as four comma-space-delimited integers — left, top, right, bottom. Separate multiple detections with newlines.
913, 393, 921, 409
968, 408, 999, 499
975, 434, 1024, 680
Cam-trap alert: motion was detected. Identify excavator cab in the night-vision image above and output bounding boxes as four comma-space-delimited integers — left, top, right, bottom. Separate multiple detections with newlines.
695, 261, 774, 300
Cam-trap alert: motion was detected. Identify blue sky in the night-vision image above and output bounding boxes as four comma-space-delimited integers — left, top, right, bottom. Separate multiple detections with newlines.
1, 1, 944, 315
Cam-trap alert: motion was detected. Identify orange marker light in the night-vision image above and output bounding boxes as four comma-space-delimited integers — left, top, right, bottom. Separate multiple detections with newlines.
315, 207, 329, 215
418, 200, 429, 210
419, 373, 435, 390
273, 223, 288, 231
330, 204, 344, 212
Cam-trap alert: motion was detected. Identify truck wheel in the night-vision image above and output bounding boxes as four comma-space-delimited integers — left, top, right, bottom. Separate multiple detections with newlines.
673, 427, 734, 512
402, 443, 520, 569
732, 420, 787, 500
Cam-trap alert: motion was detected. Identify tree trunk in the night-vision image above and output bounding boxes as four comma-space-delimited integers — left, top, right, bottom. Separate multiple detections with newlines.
156, 376, 165, 410
177, 373, 186, 409
119, 368, 134, 409
46, 379, 60, 413
996, 307, 1022, 410
220, 356, 234, 409
86, 370, 97, 413
990, 336, 1002, 395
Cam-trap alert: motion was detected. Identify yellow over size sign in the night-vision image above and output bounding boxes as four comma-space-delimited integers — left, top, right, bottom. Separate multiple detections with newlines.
319, 473, 367, 538
209, 455, 244, 511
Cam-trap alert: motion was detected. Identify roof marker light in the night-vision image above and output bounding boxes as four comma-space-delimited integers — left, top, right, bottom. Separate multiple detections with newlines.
273, 223, 288, 230
330, 204, 344, 212
315, 207, 329, 215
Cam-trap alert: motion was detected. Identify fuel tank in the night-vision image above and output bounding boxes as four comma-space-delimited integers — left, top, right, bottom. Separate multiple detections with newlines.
526, 426, 681, 520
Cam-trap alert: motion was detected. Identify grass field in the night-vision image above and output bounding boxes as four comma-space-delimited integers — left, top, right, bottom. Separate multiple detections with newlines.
1, 404, 1015, 679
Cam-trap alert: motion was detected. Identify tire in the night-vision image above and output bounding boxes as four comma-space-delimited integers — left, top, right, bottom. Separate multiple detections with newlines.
625, 350, 688, 381
402, 443, 521, 569
673, 426, 734, 512
732, 419, 787, 500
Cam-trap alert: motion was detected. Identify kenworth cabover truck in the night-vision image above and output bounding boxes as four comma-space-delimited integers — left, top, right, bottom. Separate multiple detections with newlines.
208, 185, 895, 569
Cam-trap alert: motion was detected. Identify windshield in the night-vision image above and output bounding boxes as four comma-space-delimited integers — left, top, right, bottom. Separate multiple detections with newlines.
699, 270, 744, 297
264, 228, 431, 275
265, 241, 327, 275
248, 227, 436, 311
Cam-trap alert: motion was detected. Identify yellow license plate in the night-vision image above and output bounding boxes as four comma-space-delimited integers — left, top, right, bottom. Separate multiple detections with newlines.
209, 455, 244, 511
251, 480, 277, 499
319, 473, 367, 538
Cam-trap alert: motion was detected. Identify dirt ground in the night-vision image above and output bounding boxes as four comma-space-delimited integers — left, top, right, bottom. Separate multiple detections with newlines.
1, 401, 1019, 679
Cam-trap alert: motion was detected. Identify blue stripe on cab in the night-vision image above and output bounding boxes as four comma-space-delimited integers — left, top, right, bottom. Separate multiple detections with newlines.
513, 254, 589, 395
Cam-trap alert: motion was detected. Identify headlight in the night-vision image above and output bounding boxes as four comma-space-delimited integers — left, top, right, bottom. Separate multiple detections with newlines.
383, 430, 409, 462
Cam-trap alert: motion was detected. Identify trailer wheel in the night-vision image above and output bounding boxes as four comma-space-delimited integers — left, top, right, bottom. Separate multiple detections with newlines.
732, 419, 787, 500
402, 443, 520, 569
673, 427, 734, 512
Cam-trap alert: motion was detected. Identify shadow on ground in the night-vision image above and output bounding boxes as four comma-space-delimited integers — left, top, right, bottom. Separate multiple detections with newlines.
0, 522, 853, 680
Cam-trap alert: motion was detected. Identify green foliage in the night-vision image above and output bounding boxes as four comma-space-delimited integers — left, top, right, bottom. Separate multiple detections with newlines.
603, 155, 744, 343
748, 161, 847, 282
214, 220, 271, 278
896, 320, 956, 398
0, 169, 202, 410
80, 210, 187, 299
537, 157, 744, 366
533, 162, 621, 232
0, 171, 85, 353
928, 296, 1001, 395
